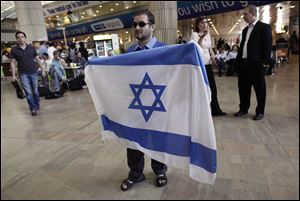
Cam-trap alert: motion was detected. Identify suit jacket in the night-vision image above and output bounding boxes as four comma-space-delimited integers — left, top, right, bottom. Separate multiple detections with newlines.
237, 20, 273, 66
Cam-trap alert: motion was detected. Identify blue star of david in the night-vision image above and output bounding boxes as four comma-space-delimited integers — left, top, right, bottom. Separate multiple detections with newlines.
129, 72, 166, 122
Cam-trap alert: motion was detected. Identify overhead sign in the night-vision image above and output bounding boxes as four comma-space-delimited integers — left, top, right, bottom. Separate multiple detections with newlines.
47, 11, 138, 40
43, 1, 108, 17
47, 1, 283, 40
177, 1, 283, 20
91, 18, 124, 32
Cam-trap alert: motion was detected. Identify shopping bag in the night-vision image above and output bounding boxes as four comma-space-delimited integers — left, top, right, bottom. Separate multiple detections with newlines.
11, 80, 25, 99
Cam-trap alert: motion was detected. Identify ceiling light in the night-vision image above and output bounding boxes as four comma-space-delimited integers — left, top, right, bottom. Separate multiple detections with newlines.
94, 14, 96, 17
56, 15, 59, 18
99, 5, 102, 8
125, 6, 129, 9
133, 1, 136, 3
207, 18, 211, 21
290, 5, 295, 8
111, 8, 114, 11
96, 10, 99, 13
116, 3, 119, 6
48, 17, 51, 20
82, 12, 85, 15
125, 31, 128, 34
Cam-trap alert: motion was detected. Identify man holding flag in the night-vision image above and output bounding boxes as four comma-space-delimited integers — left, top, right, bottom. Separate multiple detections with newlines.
85, 12, 216, 191
122, 10, 168, 191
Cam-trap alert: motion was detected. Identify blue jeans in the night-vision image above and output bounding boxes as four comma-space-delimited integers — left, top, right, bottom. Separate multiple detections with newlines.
19, 73, 39, 111
49, 66, 64, 92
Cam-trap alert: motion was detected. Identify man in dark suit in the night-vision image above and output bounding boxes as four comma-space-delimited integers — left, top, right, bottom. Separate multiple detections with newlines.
120, 11, 168, 191
235, 5, 273, 121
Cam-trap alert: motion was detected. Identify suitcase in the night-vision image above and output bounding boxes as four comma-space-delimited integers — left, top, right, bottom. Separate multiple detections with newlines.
11, 80, 25, 99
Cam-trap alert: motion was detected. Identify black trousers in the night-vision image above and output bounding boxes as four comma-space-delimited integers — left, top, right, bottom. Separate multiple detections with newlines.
127, 148, 167, 181
238, 60, 266, 114
205, 65, 223, 114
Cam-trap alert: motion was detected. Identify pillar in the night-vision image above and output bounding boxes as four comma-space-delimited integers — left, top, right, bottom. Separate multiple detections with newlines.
14, 1, 48, 43
148, 1, 178, 45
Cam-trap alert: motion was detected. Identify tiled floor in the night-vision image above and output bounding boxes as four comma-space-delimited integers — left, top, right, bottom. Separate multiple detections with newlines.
1, 55, 299, 200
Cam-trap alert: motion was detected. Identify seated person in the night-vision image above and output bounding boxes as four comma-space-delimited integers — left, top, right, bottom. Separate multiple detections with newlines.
37, 53, 51, 87
215, 45, 228, 77
47, 50, 67, 98
2, 51, 10, 63
74, 51, 87, 67
74, 51, 88, 81
226, 45, 238, 76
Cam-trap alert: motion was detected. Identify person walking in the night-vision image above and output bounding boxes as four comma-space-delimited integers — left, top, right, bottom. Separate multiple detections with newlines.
11, 31, 46, 115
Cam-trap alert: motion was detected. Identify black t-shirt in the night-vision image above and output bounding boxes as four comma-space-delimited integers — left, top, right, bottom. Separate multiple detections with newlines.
11, 45, 38, 74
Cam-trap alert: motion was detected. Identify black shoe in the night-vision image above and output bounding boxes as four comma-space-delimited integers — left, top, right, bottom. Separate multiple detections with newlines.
120, 174, 146, 191
212, 111, 227, 116
156, 174, 168, 187
31, 109, 37, 116
234, 110, 248, 117
54, 93, 62, 98
253, 114, 264, 121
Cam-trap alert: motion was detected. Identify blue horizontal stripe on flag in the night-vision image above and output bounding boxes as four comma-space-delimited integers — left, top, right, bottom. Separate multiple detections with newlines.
88, 43, 209, 85
101, 114, 216, 173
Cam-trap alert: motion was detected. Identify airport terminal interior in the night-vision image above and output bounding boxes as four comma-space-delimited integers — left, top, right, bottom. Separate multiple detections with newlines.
1, 1, 299, 200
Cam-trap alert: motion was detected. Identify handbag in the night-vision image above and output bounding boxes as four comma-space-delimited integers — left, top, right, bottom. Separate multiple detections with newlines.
11, 80, 25, 99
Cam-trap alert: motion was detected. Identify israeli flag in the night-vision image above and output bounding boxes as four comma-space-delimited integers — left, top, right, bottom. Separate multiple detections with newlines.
85, 41, 216, 184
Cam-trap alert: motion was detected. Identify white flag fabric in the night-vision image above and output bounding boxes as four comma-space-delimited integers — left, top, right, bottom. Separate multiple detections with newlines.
85, 41, 217, 184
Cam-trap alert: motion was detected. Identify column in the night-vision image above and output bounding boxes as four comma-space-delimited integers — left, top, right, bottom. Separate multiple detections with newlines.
148, 1, 178, 45
14, 1, 48, 43
181, 19, 192, 42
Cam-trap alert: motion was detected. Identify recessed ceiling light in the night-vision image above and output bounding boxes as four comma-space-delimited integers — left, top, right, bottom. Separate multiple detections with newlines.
290, 5, 295, 8
99, 5, 102, 8
116, 3, 119, 6
96, 10, 99, 13
111, 8, 114, 11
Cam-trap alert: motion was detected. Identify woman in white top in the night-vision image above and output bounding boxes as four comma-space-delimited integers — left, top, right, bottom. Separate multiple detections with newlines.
190, 16, 226, 116
2, 51, 10, 63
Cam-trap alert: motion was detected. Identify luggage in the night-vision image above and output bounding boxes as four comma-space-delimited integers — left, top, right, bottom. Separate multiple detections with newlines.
69, 78, 83, 90
11, 80, 25, 99
38, 86, 49, 97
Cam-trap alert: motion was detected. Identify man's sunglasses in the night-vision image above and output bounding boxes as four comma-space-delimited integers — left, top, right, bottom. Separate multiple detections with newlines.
132, 21, 151, 28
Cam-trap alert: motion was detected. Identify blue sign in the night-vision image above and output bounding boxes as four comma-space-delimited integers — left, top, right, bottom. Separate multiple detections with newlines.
47, 1, 282, 40
47, 11, 142, 40
177, 1, 282, 20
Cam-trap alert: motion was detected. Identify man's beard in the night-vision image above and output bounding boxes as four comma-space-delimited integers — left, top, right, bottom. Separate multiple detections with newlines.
135, 32, 149, 41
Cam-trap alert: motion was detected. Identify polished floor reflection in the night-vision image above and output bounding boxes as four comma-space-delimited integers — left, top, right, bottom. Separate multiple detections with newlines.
1, 55, 299, 200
